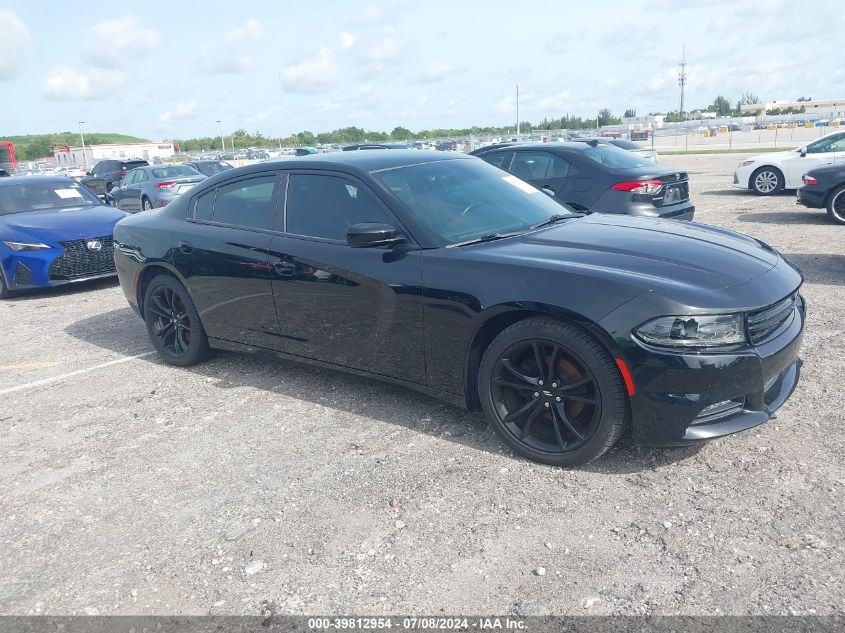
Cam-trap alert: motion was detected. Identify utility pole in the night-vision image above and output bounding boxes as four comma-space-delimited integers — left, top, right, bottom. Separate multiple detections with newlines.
678, 45, 687, 122
78, 121, 88, 170
217, 120, 225, 154
516, 84, 520, 142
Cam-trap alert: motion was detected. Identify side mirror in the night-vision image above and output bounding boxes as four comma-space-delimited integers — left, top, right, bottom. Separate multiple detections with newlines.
86, 171, 93, 176
799, 147, 807, 157
541, 186, 556, 197
106, 182, 116, 192
346, 223, 403, 248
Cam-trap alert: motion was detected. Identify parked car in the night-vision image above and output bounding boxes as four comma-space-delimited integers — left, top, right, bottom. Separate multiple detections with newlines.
569, 137, 658, 164
0, 169, 9, 177
0, 176, 126, 298
436, 140, 458, 151
294, 148, 317, 156
79, 159, 150, 196
470, 141, 693, 219
54, 166, 87, 179
107, 164, 205, 212
183, 160, 234, 177
796, 163, 845, 225
733, 130, 845, 195
113, 151, 804, 466
247, 149, 269, 160
629, 130, 650, 141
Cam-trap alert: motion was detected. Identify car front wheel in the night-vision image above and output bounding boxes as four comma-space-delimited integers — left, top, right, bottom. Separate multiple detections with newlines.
144, 274, 210, 366
478, 317, 627, 467
751, 167, 783, 195
826, 184, 845, 225
142, 197, 154, 211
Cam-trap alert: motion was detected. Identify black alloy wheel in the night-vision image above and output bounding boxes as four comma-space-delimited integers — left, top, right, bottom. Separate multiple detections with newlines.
826, 184, 845, 225
142, 197, 154, 211
479, 318, 627, 466
144, 275, 209, 366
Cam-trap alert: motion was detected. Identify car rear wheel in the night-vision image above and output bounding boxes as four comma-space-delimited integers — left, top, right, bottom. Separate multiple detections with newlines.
826, 184, 845, 225
478, 317, 627, 467
0, 272, 11, 299
144, 274, 210, 366
750, 167, 783, 195
142, 197, 154, 211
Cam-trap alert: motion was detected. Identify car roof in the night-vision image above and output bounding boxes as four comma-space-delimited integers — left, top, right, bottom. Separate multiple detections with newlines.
260, 149, 471, 173
475, 142, 591, 154
0, 175, 78, 187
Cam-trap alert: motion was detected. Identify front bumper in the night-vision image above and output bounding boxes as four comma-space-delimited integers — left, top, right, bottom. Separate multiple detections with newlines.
1, 240, 117, 291
732, 166, 752, 190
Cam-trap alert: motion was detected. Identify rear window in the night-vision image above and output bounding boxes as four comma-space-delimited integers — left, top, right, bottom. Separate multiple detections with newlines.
581, 145, 652, 169
123, 161, 148, 170
152, 165, 200, 178
610, 139, 641, 150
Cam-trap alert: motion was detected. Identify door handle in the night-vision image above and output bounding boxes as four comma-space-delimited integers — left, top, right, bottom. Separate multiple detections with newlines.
178, 241, 194, 254
273, 261, 296, 276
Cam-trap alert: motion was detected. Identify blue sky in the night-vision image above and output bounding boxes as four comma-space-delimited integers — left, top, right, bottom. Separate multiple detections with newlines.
1, 0, 842, 140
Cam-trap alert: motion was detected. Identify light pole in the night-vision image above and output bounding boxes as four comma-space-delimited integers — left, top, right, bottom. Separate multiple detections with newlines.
516, 84, 520, 142
78, 121, 88, 170
216, 120, 225, 155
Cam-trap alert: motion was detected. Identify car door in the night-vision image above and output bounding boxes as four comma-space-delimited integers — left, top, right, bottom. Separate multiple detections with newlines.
122, 169, 145, 212
112, 170, 137, 210
172, 171, 286, 351
268, 170, 426, 384
508, 150, 579, 201
786, 132, 845, 187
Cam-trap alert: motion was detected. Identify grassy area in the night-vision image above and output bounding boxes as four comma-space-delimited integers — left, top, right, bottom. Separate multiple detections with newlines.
0, 132, 150, 161
658, 147, 792, 155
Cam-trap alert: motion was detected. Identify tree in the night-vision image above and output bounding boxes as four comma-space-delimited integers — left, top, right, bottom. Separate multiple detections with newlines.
710, 95, 732, 116
624, 108, 637, 118
738, 92, 759, 106
389, 126, 413, 140
797, 96, 812, 102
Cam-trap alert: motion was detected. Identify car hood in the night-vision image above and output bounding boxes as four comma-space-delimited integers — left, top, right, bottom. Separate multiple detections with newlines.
0, 205, 127, 244
477, 214, 781, 296
743, 149, 800, 166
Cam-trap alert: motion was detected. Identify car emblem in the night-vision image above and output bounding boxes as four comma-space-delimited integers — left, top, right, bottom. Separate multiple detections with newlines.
86, 240, 103, 252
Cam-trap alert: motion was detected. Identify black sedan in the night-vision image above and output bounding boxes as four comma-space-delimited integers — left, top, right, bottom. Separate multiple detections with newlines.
796, 162, 845, 225
469, 141, 693, 219
114, 151, 804, 466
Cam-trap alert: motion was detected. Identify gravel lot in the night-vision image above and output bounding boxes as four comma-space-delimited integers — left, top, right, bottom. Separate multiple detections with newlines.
1, 153, 842, 617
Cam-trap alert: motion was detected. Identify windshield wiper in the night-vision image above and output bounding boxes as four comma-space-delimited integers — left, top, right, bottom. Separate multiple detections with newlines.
530, 213, 583, 230
448, 231, 524, 248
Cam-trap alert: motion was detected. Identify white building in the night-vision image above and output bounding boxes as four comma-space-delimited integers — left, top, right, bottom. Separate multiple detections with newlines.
740, 99, 845, 118
54, 142, 176, 168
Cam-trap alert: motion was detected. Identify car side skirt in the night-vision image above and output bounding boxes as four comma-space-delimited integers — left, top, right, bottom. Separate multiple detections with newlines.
208, 337, 468, 409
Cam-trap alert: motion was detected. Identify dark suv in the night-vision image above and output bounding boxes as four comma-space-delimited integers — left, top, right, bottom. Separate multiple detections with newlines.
470, 142, 694, 220
80, 159, 149, 195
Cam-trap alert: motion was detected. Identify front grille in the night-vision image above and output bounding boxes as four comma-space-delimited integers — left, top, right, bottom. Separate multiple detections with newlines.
49, 236, 115, 281
14, 262, 32, 286
747, 293, 798, 345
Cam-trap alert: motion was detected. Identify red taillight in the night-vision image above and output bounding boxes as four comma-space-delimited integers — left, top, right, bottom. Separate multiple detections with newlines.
612, 179, 663, 194
155, 181, 175, 188
116, 170, 126, 178
803, 175, 817, 185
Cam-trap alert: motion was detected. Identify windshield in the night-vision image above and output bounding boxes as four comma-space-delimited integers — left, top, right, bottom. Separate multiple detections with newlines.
152, 165, 201, 178
0, 181, 103, 215
373, 158, 576, 245
581, 145, 652, 169
610, 139, 641, 150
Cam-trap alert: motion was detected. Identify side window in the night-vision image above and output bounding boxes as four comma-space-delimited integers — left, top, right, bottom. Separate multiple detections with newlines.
509, 152, 553, 181
807, 134, 845, 153
481, 152, 510, 169
193, 189, 215, 221
829, 135, 845, 152
137, 170, 149, 183
123, 170, 138, 185
547, 155, 575, 178
212, 175, 277, 230
286, 174, 392, 241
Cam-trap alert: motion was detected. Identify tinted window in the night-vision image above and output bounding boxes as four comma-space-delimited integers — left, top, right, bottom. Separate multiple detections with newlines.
610, 139, 640, 150
481, 152, 509, 168
509, 152, 571, 180
194, 162, 232, 176
212, 175, 277, 230
286, 174, 392, 241
193, 189, 215, 221
124, 161, 148, 170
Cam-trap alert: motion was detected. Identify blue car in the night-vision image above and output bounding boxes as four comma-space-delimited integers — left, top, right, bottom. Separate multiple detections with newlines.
0, 176, 126, 298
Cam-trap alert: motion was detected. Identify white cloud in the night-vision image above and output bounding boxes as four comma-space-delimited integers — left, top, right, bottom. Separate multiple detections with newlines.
0, 9, 32, 80
417, 61, 463, 83
340, 32, 357, 48
536, 91, 572, 111
199, 19, 264, 74
358, 30, 403, 66
84, 14, 160, 67
160, 101, 200, 122
281, 47, 337, 94
41, 66, 125, 100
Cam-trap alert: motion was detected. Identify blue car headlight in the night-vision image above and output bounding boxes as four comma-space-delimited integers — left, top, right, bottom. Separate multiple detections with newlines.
635, 314, 746, 347
2, 241, 52, 251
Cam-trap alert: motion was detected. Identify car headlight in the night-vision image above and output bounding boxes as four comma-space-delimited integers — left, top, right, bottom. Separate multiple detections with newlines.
740, 160, 755, 167
635, 314, 746, 347
2, 241, 51, 251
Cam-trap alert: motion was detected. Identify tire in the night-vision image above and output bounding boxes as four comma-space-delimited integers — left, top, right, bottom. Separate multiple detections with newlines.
478, 317, 627, 467
143, 274, 210, 366
750, 166, 783, 195
0, 271, 11, 299
142, 197, 154, 211
825, 184, 845, 225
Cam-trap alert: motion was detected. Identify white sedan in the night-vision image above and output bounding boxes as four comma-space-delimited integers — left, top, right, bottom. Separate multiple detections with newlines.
733, 130, 845, 195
